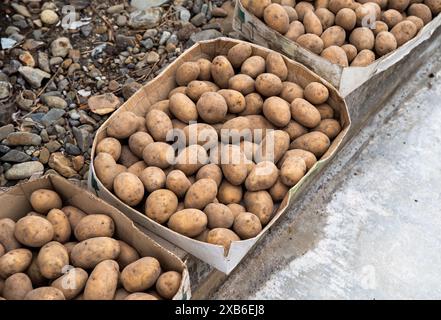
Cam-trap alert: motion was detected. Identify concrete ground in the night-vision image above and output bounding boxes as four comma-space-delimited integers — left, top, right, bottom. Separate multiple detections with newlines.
211, 45, 441, 300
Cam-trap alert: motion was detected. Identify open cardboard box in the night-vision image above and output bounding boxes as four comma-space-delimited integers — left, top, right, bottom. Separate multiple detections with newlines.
233, 0, 441, 97
89, 37, 351, 274
0, 174, 191, 300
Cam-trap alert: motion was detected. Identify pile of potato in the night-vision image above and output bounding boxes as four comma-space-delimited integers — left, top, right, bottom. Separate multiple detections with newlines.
93, 42, 342, 252
0, 189, 182, 300
242, 0, 441, 66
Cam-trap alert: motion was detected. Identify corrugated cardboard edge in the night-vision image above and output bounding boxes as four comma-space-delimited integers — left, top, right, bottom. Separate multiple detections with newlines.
0, 174, 191, 300
233, 0, 441, 96
89, 37, 351, 274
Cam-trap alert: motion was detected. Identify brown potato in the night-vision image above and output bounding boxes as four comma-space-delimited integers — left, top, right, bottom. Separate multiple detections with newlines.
290, 131, 331, 157
375, 31, 398, 56
51, 267, 88, 300
341, 44, 358, 62
30, 189, 62, 214
125, 292, 158, 300
168, 86, 187, 98
166, 170, 191, 198
217, 89, 246, 114
304, 11, 323, 36
228, 74, 255, 95
71, 237, 120, 269
183, 123, 218, 149
227, 203, 246, 218
138, 167, 166, 193
186, 80, 218, 101
281, 156, 307, 186
206, 228, 240, 252
24, 287, 65, 300
335, 8, 356, 30
279, 149, 318, 170
227, 43, 253, 68
283, 120, 308, 140
120, 257, 160, 296
197, 58, 212, 81
84, 260, 119, 300
245, 161, 279, 191
155, 271, 182, 299
169, 92, 199, 123
220, 145, 249, 185
26, 253, 46, 287
0, 218, 21, 251
290, 98, 322, 128
218, 180, 243, 204
406, 16, 425, 31
350, 49, 376, 66
373, 21, 389, 35
280, 81, 304, 103
321, 26, 346, 48
382, 9, 404, 28
246, 115, 276, 143
175, 144, 209, 176
264, 3, 290, 34
321, 45, 349, 66
96, 137, 121, 161
14, 216, 53, 247
167, 209, 208, 237
197, 92, 228, 123
145, 100, 171, 117
269, 178, 289, 201
118, 145, 139, 168
315, 8, 336, 29
113, 172, 144, 207
93, 153, 120, 190
424, 0, 441, 15
175, 61, 200, 86
37, 241, 69, 279
184, 178, 218, 209
233, 212, 263, 239
245, 0, 272, 18
240, 93, 263, 116
255, 73, 283, 97
220, 117, 253, 143
391, 20, 418, 46
74, 214, 114, 241
64, 241, 77, 257
296, 33, 324, 55
241, 56, 266, 79
349, 27, 375, 51
266, 52, 288, 81
304, 82, 329, 104
114, 288, 130, 300
328, 0, 354, 14
283, 5, 299, 22
106, 111, 138, 139
262, 96, 291, 127
196, 164, 223, 186
145, 189, 178, 224
0, 248, 32, 278
211, 55, 235, 89
61, 206, 86, 232
127, 161, 147, 177
285, 21, 306, 41
244, 191, 274, 225
388, 0, 411, 11
204, 203, 235, 229
4, 273, 33, 300
47, 209, 71, 243
315, 0, 330, 8
146, 109, 173, 142
295, 1, 314, 20
116, 241, 140, 270
255, 130, 290, 163
143, 142, 174, 169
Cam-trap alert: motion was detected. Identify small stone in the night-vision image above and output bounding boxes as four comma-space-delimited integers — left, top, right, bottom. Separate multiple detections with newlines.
141, 38, 154, 49
45, 140, 62, 153
146, 51, 160, 64
5, 26, 20, 36
107, 4, 125, 14
159, 31, 171, 45
0, 150, 31, 163
116, 15, 128, 27
51, 37, 73, 58
18, 66, 50, 88
65, 143, 81, 156
40, 9, 59, 25
39, 147, 50, 164
88, 93, 121, 115
72, 155, 84, 171
5, 161, 44, 180
11, 3, 31, 18
108, 80, 120, 91
6, 132, 42, 146
189, 29, 223, 44
41, 108, 66, 126
0, 145, 10, 157
177, 22, 198, 41
41, 95, 68, 109
179, 8, 191, 22
1, 38, 17, 50
211, 7, 228, 17
0, 81, 12, 99
22, 39, 44, 51
48, 152, 78, 178
0, 100, 15, 126
50, 57, 64, 66
0, 124, 14, 141
19, 51, 35, 67
68, 49, 81, 63
40, 129, 49, 142
115, 34, 136, 49
193, 0, 203, 14
122, 81, 142, 100
131, 0, 170, 9
37, 52, 50, 73
190, 12, 206, 27
72, 127, 92, 153
143, 29, 158, 38
129, 8, 163, 29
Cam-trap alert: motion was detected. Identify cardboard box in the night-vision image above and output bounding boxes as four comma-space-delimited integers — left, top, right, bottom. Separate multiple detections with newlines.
0, 174, 191, 300
233, 0, 441, 96
89, 37, 351, 274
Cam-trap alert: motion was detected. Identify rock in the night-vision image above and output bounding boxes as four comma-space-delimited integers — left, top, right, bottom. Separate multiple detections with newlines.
190, 13, 206, 27
41, 95, 67, 109
6, 132, 42, 146
88, 93, 120, 115
0, 150, 31, 163
141, 38, 154, 49
115, 34, 136, 49
23, 39, 44, 51
18, 66, 50, 88
45, 140, 62, 153
39, 147, 50, 164
116, 15, 127, 27
65, 143, 81, 156
212, 7, 228, 17
50, 37, 72, 58
0, 145, 10, 157
50, 57, 64, 66
40, 108, 66, 126
159, 31, 171, 45
72, 126, 92, 153
48, 152, 78, 178
72, 155, 84, 171
40, 10, 59, 25
122, 81, 142, 100
146, 51, 160, 64
0, 81, 11, 99
189, 29, 223, 44
129, 8, 163, 29
11, 3, 31, 18
69, 0, 90, 10
177, 23, 198, 41
1, 38, 17, 50
5, 161, 44, 180
19, 51, 35, 67
193, 0, 203, 14
0, 124, 14, 141
131, 0, 170, 9
107, 4, 125, 14
37, 52, 50, 73
178, 8, 191, 22
108, 80, 120, 91
0, 100, 16, 126
17, 90, 35, 111
5, 26, 20, 36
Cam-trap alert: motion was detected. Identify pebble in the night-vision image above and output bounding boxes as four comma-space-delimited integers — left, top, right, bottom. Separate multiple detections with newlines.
11, 3, 31, 18
37, 52, 50, 73
23, 39, 44, 51
19, 51, 35, 67
107, 4, 125, 14
122, 81, 142, 100
88, 93, 121, 115
108, 80, 120, 91
40, 108, 66, 126
40, 9, 59, 25
189, 29, 223, 44
41, 95, 67, 109
65, 143, 81, 156
72, 155, 84, 172
129, 8, 163, 29
141, 38, 154, 50
5, 26, 20, 36
0, 149, 31, 163
116, 15, 128, 27
146, 51, 160, 64
0, 145, 10, 157
159, 31, 171, 45
191, 12, 206, 27
116, 34, 136, 48
179, 8, 191, 22
72, 126, 92, 153
212, 7, 228, 17
48, 152, 78, 178
0, 124, 14, 141
5, 161, 44, 180
0, 81, 12, 99
39, 147, 50, 164
6, 132, 42, 146
45, 140, 62, 153
18, 66, 51, 88
51, 37, 73, 58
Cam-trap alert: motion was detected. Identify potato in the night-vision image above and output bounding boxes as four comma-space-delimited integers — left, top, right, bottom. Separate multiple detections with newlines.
295, 1, 314, 20
106, 111, 138, 139
220, 117, 253, 143
197, 92, 228, 123
135, 168, 165, 194
145, 99, 171, 117
285, 21, 306, 41
93, 153, 121, 190
349, 27, 375, 51
255, 73, 283, 97
296, 33, 324, 55
262, 96, 291, 127
315, 8, 336, 29
335, 8, 356, 30
375, 31, 398, 56
406, 16, 425, 31
3, 273, 33, 300
0, 218, 21, 252
240, 140, 258, 162
71, 237, 120, 269
0, 248, 32, 278
204, 203, 234, 229
280, 82, 303, 104
218, 181, 243, 204
118, 145, 139, 168
113, 172, 144, 207
269, 178, 289, 201
373, 21, 389, 35
186, 81, 218, 101
143, 143, 174, 170
125, 292, 158, 300
220, 145, 249, 185
264, 3, 290, 33
24, 287, 65, 300
315, 0, 330, 8
341, 44, 358, 62
227, 43, 252, 68
38, 241, 69, 279
128, 161, 147, 177
184, 178, 218, 209
196, 58, 212, 81
114, 288, 130, 300
26, 254, 48, 286
183, 123, 218, 149
283, 121, 308, 141
83, 260, 119, 300
280, 156, 307, 186
13, 216, 53, 248
166, 170, 191, 198
168, 208, 207, 237
233, 212, 263, 239
211, 55, 235, 89
304, 82, 329, 105
244, 191, 274, 225
64, 241, 77, 257
382, 9, 404, 28
228, 74, 255, 95
279, 149, 318, 170
51, 267, 88, 300
239, 93, 263, 116
290, 131, 331, 157
168, 86, 187, 98
120, 257, 161, 292
245, 161, 279, 191
321, 26, 346, 48
169, 93, 198, 123
30, 189, 62, 214
46, 209, 71, 244
74, 214, 115, 241
172, 119, 187, 131
226, 204, 246, 219
328, 0, 353, 14
175, 61, 200, 86
283, 5, 299, 22
266, 52, 288, 81
217, 89, 246, 114
303, 11, 323, 36
246, 115, 276, 142
196, 164, 223, 187
290, 98, 322, 128
255, 130, 290, 163
350, 49, 376, 66
245, 0, 272, 18
155, 271, 181, 299
116, 241, 140, 270
145, 189, 178, 224
321, 45, 349, 66
146, 109, 173, 142
241, 56, 266, 79
96, 137, 121, 161
424, 0, 441, 15
0, 243, 4, 258
175, 144, 209, 176
206, 228, 240, 252
391, 19, 419, 46
388, 0, 411, 11
354, 3, 378, 26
